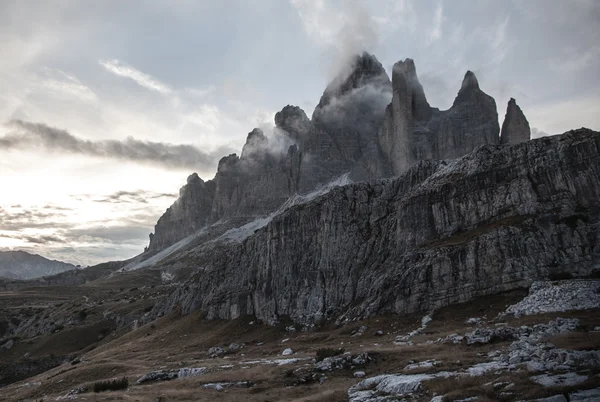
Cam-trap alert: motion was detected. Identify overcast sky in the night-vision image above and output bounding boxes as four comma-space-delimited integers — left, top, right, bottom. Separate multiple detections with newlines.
1, 0, 598, 266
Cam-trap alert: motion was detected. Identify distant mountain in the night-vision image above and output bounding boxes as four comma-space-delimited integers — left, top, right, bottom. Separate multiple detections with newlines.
0, 250, 77, 280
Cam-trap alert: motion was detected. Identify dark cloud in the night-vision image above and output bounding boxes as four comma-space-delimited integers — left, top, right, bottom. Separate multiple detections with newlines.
0, 233, 66, 245
90, 190, 176, 204
0, 208, 69, 231
2, 119, 234, 170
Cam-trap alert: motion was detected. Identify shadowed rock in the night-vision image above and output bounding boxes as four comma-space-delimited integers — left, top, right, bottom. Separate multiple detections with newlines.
154, 129, 600, 325
500, 98, 531, 144
379, 63, 499, 175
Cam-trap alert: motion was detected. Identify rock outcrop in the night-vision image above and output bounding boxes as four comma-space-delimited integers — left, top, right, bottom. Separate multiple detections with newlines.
154, 129, 600, 324
148, 128, 302, 252
149, 173, 216, 252
378, 60, 500, 175
500, 98, 531, 144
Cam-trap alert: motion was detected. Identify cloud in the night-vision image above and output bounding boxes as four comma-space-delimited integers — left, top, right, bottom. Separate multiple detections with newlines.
531, 128, 550, 138
99, 59, 172, 94
551, 45, 600, 73
185, 85, 217, 98
291, 0, 378, 79
2, 119, 233, 171
0, 207, 69, 232
89, 190, 176, 204
38, 69, 98, 102
374, 0, 418, 35
427, 1, 444, 45
489, 15, 511, 64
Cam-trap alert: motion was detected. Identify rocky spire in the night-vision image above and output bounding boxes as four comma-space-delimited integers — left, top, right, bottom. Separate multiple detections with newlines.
274, 105, 311, 146
453, 70, 480, 105
241, 128, 268, 160
391, 58, 432, 122
148, 172, 216, 252
500, 98, 531, 144
315, 52, 391, 112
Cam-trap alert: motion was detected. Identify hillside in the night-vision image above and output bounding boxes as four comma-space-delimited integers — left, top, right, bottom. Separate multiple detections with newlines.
0, 250, 77, 280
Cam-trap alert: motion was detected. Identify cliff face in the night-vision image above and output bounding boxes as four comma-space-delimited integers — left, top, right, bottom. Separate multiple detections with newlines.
302, 52, 393, 188
149, 173, 216, 252
501, 98, 531, 144
378, 61, 500, 175
156, 129, 600, 324
148, 54, 521, 255
148, 130, 301, 252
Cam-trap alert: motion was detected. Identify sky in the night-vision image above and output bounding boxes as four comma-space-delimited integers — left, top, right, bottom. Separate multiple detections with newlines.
0, 0, 599, 266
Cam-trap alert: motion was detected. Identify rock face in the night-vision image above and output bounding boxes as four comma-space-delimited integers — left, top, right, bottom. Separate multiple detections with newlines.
149, 54, 507, 253
302, 52, 392, 188
154, 129, 600, 324
500, 98, 531, 144
0, 251, 77, 280
149, 173, 216, 252
148, 128, 302, 252
378, 61, 500, 175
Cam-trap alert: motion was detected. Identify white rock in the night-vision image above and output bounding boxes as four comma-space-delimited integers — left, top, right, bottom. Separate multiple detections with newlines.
353, 371, 366, 378
569, 387, 600, 401
466, 362, 508, 376
281, 348, 293, 356
404, 360, 439, 370
504, 280, 600, 316
349, 374, 433, 401
530, 372, 588, 387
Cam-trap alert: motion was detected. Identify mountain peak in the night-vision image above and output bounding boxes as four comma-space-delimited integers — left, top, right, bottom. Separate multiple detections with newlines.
391, 58, 431, 121
241, 128, 268, 160
274, 105, 311, 144
316, 52, 390, 110
453, 70, 480, 103
500, 97, 531, 144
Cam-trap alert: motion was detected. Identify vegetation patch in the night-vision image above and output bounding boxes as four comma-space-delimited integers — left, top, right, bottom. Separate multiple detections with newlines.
315, 347, 345, 362
93, 377, 129, 393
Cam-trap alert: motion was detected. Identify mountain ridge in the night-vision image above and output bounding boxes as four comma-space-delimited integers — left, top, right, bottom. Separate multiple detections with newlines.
0, 250, 77, 280
146, 53, 530, 256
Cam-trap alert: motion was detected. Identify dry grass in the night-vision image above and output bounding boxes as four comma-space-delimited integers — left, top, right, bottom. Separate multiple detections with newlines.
1, 285, 599, 402
545, 331, 600, 351
424, 373, 501, 401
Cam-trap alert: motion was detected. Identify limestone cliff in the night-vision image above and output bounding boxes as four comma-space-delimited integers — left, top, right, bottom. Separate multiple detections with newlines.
148, 54, 523, 254
501, 98, 531, 144
148, 129, 301, 252
154, 129, 600, 324
378, 61, 500, 175
302, 52, 392, 188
